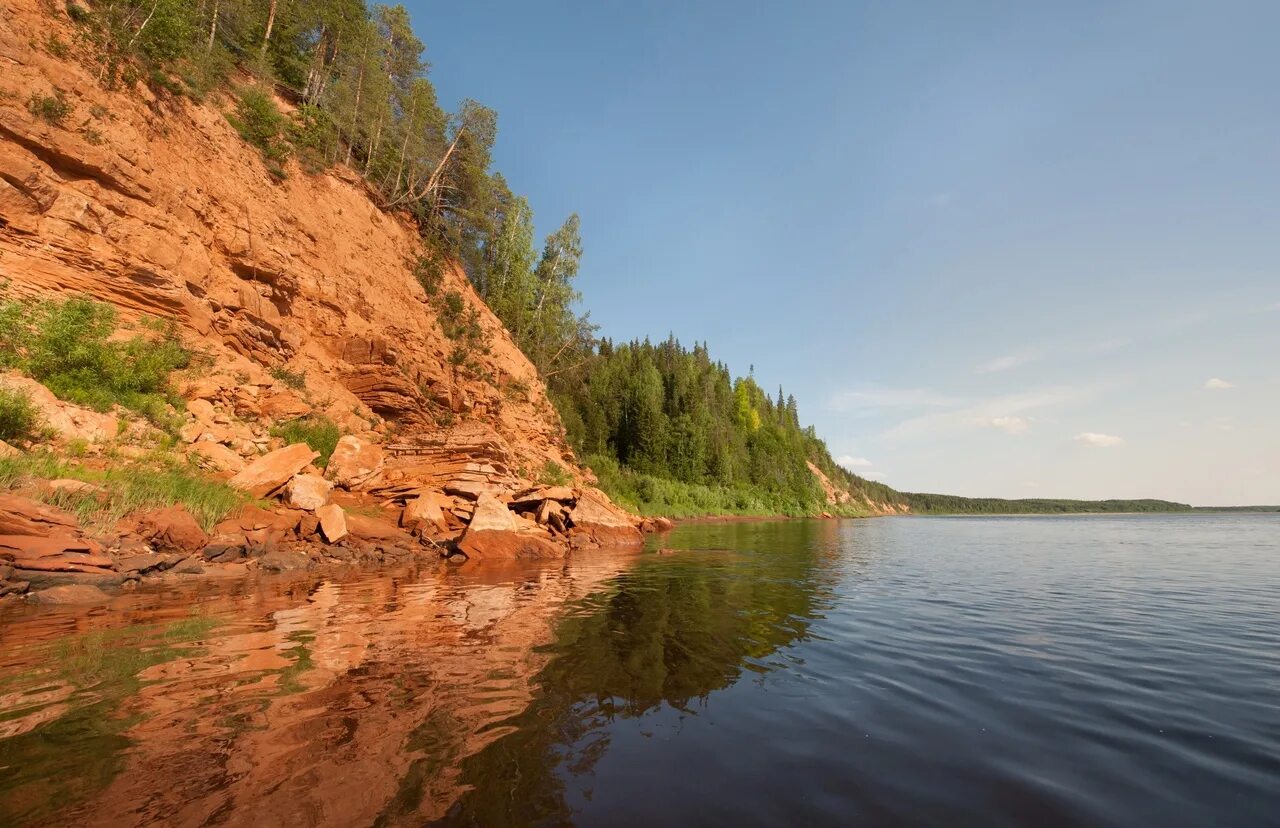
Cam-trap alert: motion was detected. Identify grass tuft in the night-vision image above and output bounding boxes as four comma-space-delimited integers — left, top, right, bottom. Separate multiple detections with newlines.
0, 451, 250, 532
269, 416, 340, 468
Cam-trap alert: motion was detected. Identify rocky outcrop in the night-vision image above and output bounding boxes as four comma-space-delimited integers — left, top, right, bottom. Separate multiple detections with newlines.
0, 0, 661, 597
316, 503, 348, 543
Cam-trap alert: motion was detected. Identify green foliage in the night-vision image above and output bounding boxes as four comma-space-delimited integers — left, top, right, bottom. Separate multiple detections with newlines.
269, 366, 307, 390
0, 451, 250, 532
552, 338, 832, 516
585, 454, 839, 518
269, 416, 340, 467
413, 254, 445, 297
0, 295, 188, 429
901, 493, 1192, 514
0, 387, 40, 443
27, 89, 72, 124
537, 460, 571, 487
289, 104, 337, 173
46, 34, 70, 58
228, 88, 292, 172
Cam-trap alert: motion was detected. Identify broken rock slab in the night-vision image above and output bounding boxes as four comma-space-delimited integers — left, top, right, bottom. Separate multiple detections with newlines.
0, 494, 80, 536
284, 473, 332, 511
402, 492, 448, 532
190, 441, 246, 473
229, 443, 319, 498
456, 494, 563, 560
316, 503, 348, 543
325, 436, 384, 490
568, 488, 644, 549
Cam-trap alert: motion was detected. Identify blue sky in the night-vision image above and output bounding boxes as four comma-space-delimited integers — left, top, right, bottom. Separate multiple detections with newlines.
407, 1, 1279, 506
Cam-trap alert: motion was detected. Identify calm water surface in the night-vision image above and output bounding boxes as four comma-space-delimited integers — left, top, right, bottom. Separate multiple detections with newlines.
1, 515, 1277, 826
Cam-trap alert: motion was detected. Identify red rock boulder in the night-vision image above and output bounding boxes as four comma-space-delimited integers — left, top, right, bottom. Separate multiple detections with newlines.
137, 505, 209, 553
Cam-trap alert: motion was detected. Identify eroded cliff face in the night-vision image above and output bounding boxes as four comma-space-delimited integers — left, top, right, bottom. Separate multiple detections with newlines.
0, 0, 575, 490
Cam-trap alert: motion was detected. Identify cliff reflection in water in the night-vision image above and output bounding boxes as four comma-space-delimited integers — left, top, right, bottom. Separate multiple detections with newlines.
0, 520, 843, 827
432, 520, 844, 826
0, 550, 646, 827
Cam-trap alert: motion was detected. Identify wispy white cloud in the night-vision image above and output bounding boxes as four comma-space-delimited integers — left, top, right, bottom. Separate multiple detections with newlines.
926, 192, 954, 208
884, 386, 1094, 441
1080, 337, 1131, 355
1074, 432, 1124, 447
836, 455, 873, 469
828, 386, 960, 413
1204, 377, 1234, 390
976, 351, 1040, 374
989, 416, 1030, 435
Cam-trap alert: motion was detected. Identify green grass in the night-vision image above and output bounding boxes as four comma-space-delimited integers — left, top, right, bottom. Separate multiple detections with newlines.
269, 416, 340, 468
537, 460, 572, 487
0, 451, 251, 532
0, 294, 189, 431
269, 365, 307, 390
0, 387, 40, 442
585, 453, 867, 519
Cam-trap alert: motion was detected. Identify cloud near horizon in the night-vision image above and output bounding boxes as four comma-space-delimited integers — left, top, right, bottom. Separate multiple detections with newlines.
989, 416, 1030, 435
827, 387, 961, 412
976, 352, 1040, 374
836, 455, 873, 469
1204, 377, 1234, 390
1074, 432, 1124, 447
881, 385, 1094, 441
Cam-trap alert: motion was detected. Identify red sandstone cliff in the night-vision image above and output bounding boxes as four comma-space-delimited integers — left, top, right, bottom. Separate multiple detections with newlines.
0, 0, 575, 491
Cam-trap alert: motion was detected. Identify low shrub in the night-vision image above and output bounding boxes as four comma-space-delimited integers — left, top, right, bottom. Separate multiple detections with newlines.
227, 88, 292, 171
27, 89, 72, 124
46, 34, 70, 58
414, 255, 445, 297
269, 416, 340, 467
538, 460, 572, 487
269, 366, 307, 390
0, 387, 40, 443
289, 104, 336, 174
0, 294, 189, 429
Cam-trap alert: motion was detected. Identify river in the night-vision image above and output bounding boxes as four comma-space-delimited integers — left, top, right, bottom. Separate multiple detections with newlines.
2, 514, 1277, 826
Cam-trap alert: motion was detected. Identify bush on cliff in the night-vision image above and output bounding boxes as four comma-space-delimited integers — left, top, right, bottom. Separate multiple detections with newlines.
0, 387, 40, 443
227, 88, 292, 176
0, 294, 189, 427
